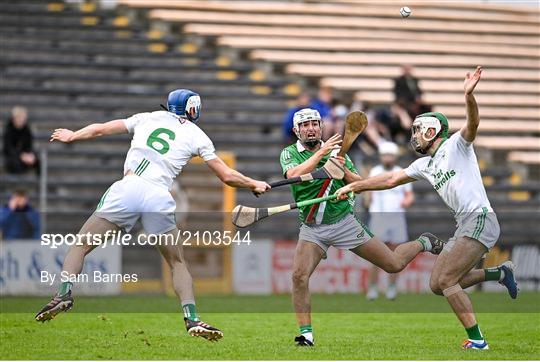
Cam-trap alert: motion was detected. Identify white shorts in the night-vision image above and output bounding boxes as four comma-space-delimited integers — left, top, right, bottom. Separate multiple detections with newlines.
369, 213, 409, 244
299, 213, 373, 254
95, 175, 176, 234
444, 208, 500, 252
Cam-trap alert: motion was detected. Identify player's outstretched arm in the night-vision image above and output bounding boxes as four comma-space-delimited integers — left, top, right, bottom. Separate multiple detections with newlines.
343, 166, 362, 184
335, 169, 415, 200
461, 66, 482, 143
50, 119, 128, 143
206, 157, 270, 196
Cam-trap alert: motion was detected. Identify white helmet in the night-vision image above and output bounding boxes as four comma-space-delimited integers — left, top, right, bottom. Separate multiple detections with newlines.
378, 141, 399, 156
293, 108, 321, 132
412, 117, 441, 141
410, 112, 449, 154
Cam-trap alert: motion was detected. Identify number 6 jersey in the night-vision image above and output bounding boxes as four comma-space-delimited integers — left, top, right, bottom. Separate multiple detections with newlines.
123, 111, 217, 190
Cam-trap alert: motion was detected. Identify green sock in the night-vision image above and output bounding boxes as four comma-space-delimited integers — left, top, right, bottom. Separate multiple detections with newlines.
299, 324, 312, 334
465, 324, 484, 341
57, 281, 72, 296
182, 301, 199, 322
484, 267, 502, 281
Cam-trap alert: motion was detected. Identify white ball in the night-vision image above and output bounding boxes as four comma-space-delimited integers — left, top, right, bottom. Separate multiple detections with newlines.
400, 6, 411, 18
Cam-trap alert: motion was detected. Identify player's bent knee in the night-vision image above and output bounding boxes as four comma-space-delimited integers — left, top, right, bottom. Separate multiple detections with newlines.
167, 251, 186, 265
382, 265, 400, 274
381, 259, 405, 274
292, 270, 309, 286
429, 281, 443, 296
442, 284, 462, 298
438, 274, 460, 290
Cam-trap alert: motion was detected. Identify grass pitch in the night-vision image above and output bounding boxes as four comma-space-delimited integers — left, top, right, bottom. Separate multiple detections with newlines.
1, 293, 538, 360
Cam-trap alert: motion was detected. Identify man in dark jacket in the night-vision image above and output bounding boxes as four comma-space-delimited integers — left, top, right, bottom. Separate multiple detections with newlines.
0, 189, 41, 240
393, 65, 431, 118
3, 106, 40, 175
393, 64, 422, 105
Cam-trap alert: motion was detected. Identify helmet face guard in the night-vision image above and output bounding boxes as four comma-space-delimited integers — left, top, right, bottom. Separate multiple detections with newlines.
409, 131, 426, 154
410, 112, 448, 154
293, 108, 323, 148
167, 89, 201, 122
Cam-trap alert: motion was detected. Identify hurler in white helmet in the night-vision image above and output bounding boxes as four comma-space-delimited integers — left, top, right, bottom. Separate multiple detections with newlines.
337, 66, 518, 350
281, 108, 445, 347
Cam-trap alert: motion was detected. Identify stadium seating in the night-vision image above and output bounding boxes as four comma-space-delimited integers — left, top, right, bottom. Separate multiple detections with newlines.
509, 152, 540, 165
144, 1, 538, 166
0, 1, 291, 235
136, 0, 539, 152
129, 0, 540, 241
1, 0, 538, 243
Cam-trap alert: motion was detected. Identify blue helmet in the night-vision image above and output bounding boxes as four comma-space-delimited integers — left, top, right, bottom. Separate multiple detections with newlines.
167, 89, 201, 122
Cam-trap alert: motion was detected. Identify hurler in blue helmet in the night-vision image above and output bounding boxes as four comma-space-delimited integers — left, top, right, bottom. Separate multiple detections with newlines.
38, 88, 270, 341
166, 89, 202, 122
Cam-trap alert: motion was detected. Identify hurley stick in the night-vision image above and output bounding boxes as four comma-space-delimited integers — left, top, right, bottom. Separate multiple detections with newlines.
304, 111, 368, 220
337, 111, 368, 157
232, 192, 352, 228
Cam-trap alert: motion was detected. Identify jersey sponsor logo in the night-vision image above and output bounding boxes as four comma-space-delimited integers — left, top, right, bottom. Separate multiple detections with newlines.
434, 169, 456, 191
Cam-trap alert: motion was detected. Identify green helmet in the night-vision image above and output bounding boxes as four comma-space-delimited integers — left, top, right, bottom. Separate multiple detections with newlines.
413, 111, 449, 139
410, 112, 449, 154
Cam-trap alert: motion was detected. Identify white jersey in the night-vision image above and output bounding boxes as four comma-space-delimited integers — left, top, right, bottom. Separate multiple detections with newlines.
404, 132, 492, 220
123, 111, 217, 190
368, 165, 412, 213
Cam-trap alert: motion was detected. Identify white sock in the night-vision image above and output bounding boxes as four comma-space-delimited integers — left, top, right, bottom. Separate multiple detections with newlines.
418, 236, 432, 252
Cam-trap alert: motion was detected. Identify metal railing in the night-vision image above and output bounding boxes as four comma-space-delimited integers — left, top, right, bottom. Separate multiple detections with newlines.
39, 149, 48, 235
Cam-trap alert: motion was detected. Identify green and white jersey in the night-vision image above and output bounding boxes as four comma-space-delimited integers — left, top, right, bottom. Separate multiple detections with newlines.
404, 132, 492, 220
123, 111, 217, 190
280, 141, 357, 225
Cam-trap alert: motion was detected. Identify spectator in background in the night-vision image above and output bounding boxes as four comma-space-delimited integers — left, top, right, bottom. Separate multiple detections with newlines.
351, 94, 382, 151
393, 64, 422, 106
0, 189, 41, 240
310, 87, 333, 125
393, 64, 431, 118
365, 142, 414, 301
375, 103, 413, 145
283, 88, 335, 143
3, 106, 40, 175
283, 92, 311, 144
323, 100, 348, 140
